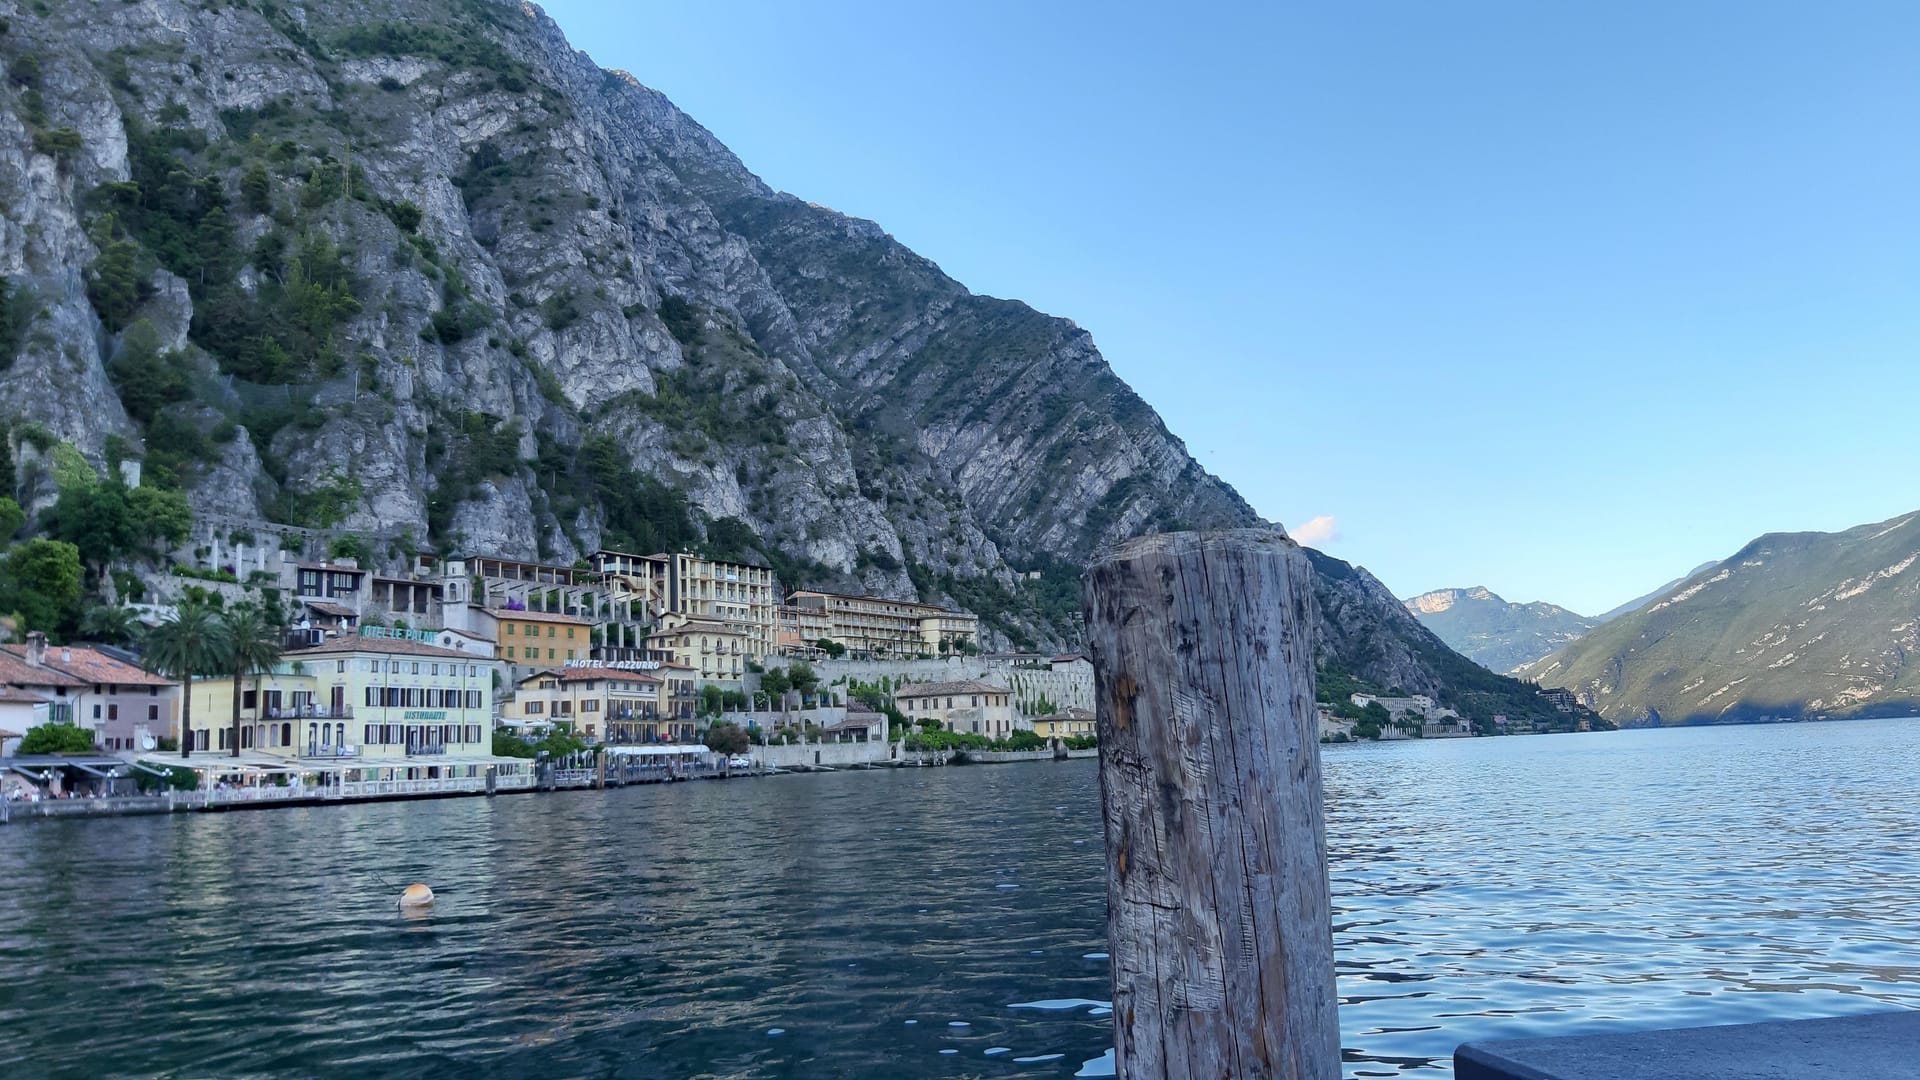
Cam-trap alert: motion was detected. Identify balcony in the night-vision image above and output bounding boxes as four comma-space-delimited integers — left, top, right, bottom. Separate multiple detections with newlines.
267, 706, 353, 720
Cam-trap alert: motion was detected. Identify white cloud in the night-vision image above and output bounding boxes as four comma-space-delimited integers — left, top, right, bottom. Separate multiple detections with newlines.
1291, 514, 1340, 547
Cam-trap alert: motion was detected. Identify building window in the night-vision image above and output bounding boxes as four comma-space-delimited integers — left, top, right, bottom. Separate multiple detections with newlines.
92, 704, 101, 719
108, 704, 119, 721
508, 624, 516, 635
148, 704, 159, 721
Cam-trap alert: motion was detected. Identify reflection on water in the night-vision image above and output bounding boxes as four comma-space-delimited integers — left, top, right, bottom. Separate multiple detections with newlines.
2, 720, 1918, 1077
1327, 718, 1920, 1075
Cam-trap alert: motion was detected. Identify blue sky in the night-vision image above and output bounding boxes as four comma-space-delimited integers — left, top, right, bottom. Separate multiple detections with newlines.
537, 1, 1920, 616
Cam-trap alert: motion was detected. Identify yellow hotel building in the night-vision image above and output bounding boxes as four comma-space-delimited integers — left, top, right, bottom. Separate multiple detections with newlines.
492, 608, 593, 685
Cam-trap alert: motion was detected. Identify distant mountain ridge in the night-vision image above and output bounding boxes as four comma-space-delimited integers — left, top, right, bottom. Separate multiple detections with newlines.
1517, 511, 1920, 725
1404, 586, 1599, 673
1595, 562, 1717, 622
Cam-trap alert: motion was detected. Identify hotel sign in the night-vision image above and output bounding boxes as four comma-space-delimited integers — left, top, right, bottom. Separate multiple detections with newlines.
565, 659, 661, 671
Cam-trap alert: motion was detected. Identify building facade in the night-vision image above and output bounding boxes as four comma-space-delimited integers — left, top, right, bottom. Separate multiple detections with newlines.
0, 634, 178, 752
488, 608, 594, 687
1032, 707, 1096, 740
593, 550, 779, 661
895, 679, 1019, 739
505, 664, 669, 743
283, 632, 494, 758
784, 591, 978, 658
647, 617, 751, 685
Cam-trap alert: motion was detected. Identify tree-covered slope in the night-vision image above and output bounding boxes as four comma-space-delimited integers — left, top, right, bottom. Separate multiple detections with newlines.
1516, 511, 1920, 724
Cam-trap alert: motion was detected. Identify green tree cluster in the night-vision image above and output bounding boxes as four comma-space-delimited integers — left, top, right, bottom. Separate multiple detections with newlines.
0, 539, 83, 639
704, 722, 749, 756
17, 722, 97, 754
45, 480, 192, 571
106, 320, 193, 424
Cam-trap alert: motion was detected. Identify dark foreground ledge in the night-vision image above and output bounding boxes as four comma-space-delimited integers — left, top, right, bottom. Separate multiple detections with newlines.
1456, 1010, 1920, 1080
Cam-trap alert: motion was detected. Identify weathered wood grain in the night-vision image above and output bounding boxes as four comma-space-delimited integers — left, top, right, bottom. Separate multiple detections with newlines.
1081, 529, 1338, 1079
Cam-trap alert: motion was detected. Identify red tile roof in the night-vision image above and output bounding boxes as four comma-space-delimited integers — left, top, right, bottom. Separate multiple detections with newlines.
895, 679, 1007, 699
557, 666, 660, 684
0, 645, 170, 688
287, 634, 477, 661
489, 608, 594, 625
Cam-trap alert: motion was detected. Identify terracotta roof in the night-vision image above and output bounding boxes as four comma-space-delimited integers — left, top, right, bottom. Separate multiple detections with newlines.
658, 619, 746, 636
558, 667, 660, 684
303, 600, 358, 619
287, 634, 477, 660
0, 686, 50, 704
0, 645, 172, 688
0, 651, 87, 689
1041, 708, 1096, 721
895, 679, 1007, 699
489, 608, 594, 625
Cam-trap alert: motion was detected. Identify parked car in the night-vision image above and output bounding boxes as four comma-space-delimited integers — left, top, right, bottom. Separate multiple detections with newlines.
726, 755, 753, 771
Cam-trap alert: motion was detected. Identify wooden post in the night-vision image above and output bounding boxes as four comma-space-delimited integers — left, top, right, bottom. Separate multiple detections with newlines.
1081, 529, 1338, 1079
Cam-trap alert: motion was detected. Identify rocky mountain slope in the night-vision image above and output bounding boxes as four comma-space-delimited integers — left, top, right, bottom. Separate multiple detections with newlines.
1516, 511, 1920, 725
0, 0, 1587, 722
0, 0, 1256, 642
1405, 586, 1598, 672
1594, 562, 1716, 622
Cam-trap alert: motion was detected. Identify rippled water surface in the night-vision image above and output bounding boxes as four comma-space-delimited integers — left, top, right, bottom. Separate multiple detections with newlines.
3, 720, 1919, 1077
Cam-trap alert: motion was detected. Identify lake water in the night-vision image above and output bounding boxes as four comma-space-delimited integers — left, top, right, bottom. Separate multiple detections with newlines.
3, 720, 1919, 1077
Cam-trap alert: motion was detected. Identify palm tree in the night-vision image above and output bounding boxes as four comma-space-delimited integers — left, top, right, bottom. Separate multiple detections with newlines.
144, 597, 227, 760
80, 604, 145, 648
220, 599, 286, 758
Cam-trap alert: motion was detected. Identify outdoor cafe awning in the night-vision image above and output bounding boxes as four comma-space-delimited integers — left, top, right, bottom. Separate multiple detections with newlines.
8, 755, 131, 778
603, 744, 711, 758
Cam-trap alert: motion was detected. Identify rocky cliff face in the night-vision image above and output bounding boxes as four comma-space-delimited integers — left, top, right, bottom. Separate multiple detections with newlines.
1518, 511, 1920, 725
1404, 586, 1598, 673
0, 0, 1580, 716
0, 0, 1260, 647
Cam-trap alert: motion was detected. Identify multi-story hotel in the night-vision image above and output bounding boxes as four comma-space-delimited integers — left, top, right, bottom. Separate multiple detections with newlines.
487, 608, 594, 686
178, 630, 494, 758
285, 631, 495, 757
503, 663, 691, 744
784, 591, 980, 658
646, 617, 751, 685
592, 549, 778, 661
775, 602, 833, 655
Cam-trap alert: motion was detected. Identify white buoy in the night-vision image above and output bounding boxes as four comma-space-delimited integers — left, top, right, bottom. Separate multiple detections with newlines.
399, 883, 435, 909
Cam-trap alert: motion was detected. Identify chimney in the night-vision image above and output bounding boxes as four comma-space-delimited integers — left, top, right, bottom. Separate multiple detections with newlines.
25, 631, 46, 667
62, 648, 73, 664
